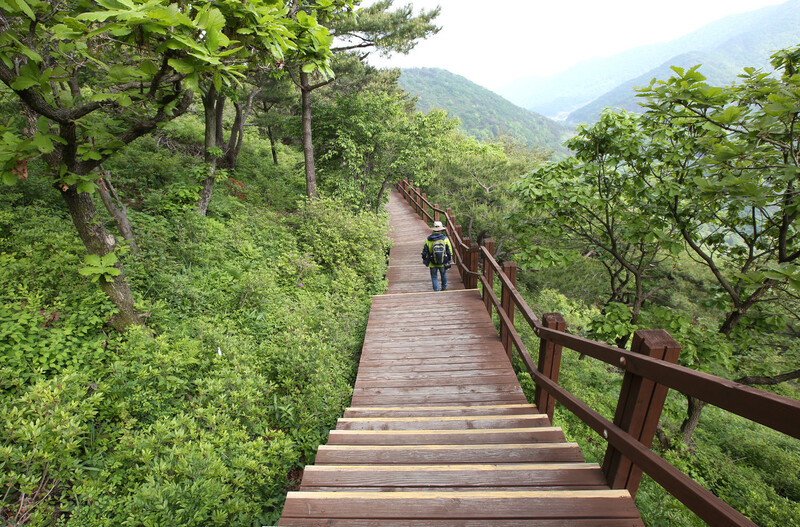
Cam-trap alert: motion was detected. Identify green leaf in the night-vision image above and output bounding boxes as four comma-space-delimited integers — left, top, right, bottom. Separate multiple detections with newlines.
77, 180, 98, 194
1, 172, 18, 186
140, 60, 158, 76
100, 252, 118, 267
168, 58, 195, 74
13, 0, 35, 20
301, 63, 316, 73
36, 116, 50, 134
10, 76, 38, 91
84, 254, 102, 267
31, 134, 54, 153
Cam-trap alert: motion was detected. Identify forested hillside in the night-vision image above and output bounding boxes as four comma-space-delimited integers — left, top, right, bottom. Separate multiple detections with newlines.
498, 0, 800, 123
399, 68, 572, 153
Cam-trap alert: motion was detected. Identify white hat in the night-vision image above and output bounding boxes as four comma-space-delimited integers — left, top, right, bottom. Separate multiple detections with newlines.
432, 221, 446, 231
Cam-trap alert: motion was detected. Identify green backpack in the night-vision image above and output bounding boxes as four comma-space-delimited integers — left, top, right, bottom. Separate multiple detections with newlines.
431, 239, 448, 266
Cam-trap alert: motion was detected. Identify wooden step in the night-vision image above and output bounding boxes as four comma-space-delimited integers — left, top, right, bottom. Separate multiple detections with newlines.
314, 443, 585, 465
299, 463, 608, 489
280, 490, 642, 520
353, 368, 515, 381
327, 427, 567, 445
336, 414, 550, 430
343, 404, 537, 417
280, 520, 644, 526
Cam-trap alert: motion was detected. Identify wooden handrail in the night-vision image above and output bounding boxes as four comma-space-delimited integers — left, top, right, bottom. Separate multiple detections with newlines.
394, 179, 800, 526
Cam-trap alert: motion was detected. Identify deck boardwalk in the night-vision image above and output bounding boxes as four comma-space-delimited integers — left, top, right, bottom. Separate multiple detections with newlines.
279, 191, 644, 525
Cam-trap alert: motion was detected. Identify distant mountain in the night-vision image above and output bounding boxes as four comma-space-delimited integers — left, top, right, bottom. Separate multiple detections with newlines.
398, 68, 573, 153
498, 0, 800, 124
566, 51, 741, 124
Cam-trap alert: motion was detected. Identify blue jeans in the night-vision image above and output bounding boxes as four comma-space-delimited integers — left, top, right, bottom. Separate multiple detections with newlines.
430, 266, 447, 291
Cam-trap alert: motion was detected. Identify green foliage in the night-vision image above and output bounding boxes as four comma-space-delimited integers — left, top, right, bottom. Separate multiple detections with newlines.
293, 196, 391, 289
314, 89, 457, 210
1, 373, 102, 525
331, 0, 441, 56
0, 287, 115, 388
586, 302, 638, 347
0, 101, 389, 523
422, 132, 550, 260
637, 48, 800, 331
79, 253, 122, 283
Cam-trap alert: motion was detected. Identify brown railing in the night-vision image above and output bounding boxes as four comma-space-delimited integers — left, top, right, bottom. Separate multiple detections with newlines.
398, 179, 800, 527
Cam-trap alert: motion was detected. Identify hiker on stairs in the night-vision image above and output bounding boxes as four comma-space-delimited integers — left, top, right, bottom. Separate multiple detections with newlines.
421, 220, 453, 292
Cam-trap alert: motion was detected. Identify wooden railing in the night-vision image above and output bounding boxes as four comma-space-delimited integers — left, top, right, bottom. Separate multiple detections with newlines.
397, 179, 800, 527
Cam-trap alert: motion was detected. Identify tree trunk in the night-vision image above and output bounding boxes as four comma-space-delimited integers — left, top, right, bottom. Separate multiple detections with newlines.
61, 186, 142, 331
268, 125, 278, 165
300, 72, 318, 199
198, 86, 220, 215
220, 87, 262, 171
198, 172, 216, 216
97, 175, 137, 254
680, 395, 707, 446
374, 178, 391, 213
719, 309, 744, 336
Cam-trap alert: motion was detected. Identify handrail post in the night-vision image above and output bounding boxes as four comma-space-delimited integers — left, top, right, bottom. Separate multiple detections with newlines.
434, 205, 440, 223
415, 191, 422, 217
467, 241, 479, 289
455, 225, 464, 273
463, 237, 472, 285
602, 329, 681, 498
482, 239, 495, 313
421, 193, 428, 221
534, 313, 566, 423
500, 261, 517, 360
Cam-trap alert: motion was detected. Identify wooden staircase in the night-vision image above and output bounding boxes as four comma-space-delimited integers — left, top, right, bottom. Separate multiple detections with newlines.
278, 192, 643, 525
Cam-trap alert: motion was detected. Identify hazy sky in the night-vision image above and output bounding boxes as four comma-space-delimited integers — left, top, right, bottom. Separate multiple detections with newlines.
365, 0, 788, 90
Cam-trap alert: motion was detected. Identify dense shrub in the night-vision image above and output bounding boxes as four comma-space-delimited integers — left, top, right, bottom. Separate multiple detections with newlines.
0, 111, 389, 524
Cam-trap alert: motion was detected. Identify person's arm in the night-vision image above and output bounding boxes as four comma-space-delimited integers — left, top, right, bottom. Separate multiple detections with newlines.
421, 241, 430, 266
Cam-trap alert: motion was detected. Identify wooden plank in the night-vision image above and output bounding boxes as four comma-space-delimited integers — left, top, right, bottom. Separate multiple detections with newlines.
327, 428, 567, 445
280, 490, 642, 519
361, 335, 501, 345
280, 519, 644, 526
351, 386, 526, 402
298, 485, 611, 492
357, 356, 508, 365
356, 357, 510, 367
314, 443, 586, 465
356, 360, 510, 369
350, 395, 529, 407
359, 348, 506, 358
300, 463, 608, 488
354, 375, 519, 388
353, 369, 516, 382
343, 404, 538, 417
336, 415, 550, 430
350, 396, 531, 407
